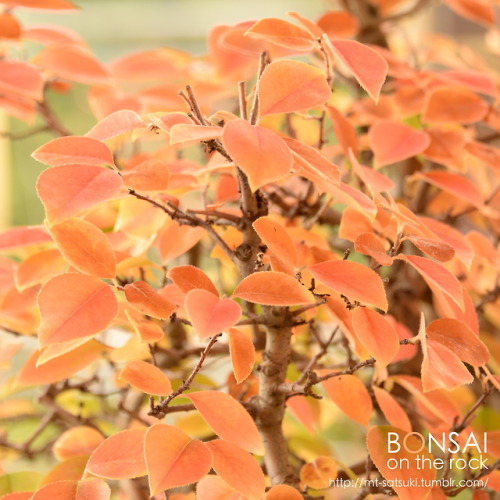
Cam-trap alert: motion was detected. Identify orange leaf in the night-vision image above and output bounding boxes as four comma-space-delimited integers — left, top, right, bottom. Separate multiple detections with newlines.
86, 110, 145, 141
167, 265, 218, 296
122, 158, 170, 191
287, 12, 323, 37
23, 25, 83, 45
413, 171, 483, 207
417, 314, 473, 392
317, 10, 359, 38
185, 289, 242, 339
354, 232, 393, 266
443, 0, 495, 27
16, 340, 103, 386
0, 12, 20, 39
259, 60, 331, 116
473, 491, 490, 500
145, 424, 212, 496
36, 165, 124, 223
421, 125, 467, 170
423, 86, 489, 124
349, 150, 394, 193
330, 40, 387, 102
286, 137, 340, 191
227, 327, 255, 383
405, 235, 455, 262
426, 318, 489, 366
0, 60, 44, 101
38, 273, 118, 347
41, 456, 86, 488
233, 271, 313, 306
170, 124, 223, 146
9, 0, 77, 9
148, 112, 192, 132
327, 105, 358, 157
124, 281, 176, 320
32, 136, 114, 167
34, 44, 108, 85
333, 183, 377, 219
422, 339, 474, 392
206, 439, 266, 500
186, 391, 264, 454
369, 121, 430, 168
367, 426, 435, 500
265, 484, 304, 500
15, 249, 67, 292
222, 119, 292, 191
419, 216, 474, 269
253, 216, 297, 268
0, 493, 33, 500
309, 260, 388, 312
196, 475, 240, 500
351, 308, 399, 366
465, 140, 500, 170
434, 69, 497, 96
300, 456, 338, 489
245, 18, 315, 50
31, 479, 110, 500
373, 386, 412, 433
396, 254, 464, 310
124, 309, 164, 344
53, 426, 104, 461
49, 218, 116, 278
86, 428, 148, 479
158, 222, 204, 263
286, 395, 321, 432
119, 360, 172, 396
109, 48, 189, 81
0, 225, 51, 250
321, 374, 372, 426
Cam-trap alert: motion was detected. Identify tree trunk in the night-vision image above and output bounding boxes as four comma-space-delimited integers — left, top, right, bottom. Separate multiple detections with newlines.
256, 307, 297, 486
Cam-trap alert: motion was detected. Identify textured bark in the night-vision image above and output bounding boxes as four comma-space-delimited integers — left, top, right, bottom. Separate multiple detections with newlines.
234, 168, 296, 486
256, 307, 297, 486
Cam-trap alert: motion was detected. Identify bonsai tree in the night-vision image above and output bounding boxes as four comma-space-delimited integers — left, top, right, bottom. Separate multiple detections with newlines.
0, 0, 499, 499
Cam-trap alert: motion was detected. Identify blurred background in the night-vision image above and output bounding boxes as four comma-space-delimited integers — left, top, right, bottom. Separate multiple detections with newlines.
0, 0, 488, 229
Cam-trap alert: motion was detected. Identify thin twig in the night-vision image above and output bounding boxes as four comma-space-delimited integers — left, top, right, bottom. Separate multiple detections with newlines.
250, 51, 268, 126
185, 85, 208, 125
239, 81, 248, 120
128, 188, 236, 261
149, 334, 223, 418
37, 100, 72, 137
0, 125, 50, 140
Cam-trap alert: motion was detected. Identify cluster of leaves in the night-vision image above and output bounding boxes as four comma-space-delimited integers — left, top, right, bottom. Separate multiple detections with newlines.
0, 0, 500, 499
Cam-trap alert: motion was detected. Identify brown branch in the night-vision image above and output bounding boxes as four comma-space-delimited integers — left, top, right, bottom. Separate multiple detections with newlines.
128, 188, 236, 261
250, 51, 269, 126
37, 100, 72, 137
149, 334, 222, 418
128, 188, 176, 217
239, 81, 248, 120
453, 387, 494, 434
185, 84, 208, 125
0, 125, 50, 140
444, 459, 500, 496
187, 208, 242, 225
22, 410, 56, 453
475, 282, 500, 311
254, 307, 298, 486
39, 389, 98, 430
295, 325, 340, 387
